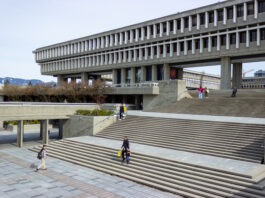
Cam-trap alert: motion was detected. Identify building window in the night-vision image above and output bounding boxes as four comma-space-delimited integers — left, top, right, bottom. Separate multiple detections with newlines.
150, 26, 153, 36
160, 45, 163, 54
135, 67, 141, 83
177, 19, 181, 30
156, 24, 160, 34
240, 32, 246, 43
166, 44, 170, 53
173, 43, 177, 52
180, 42, 184, 51
227, 7, 233, 19
261, 28, 265, 40
192, 15, 197, 27
230, 33, 236, 44
200, 13, 205, 25
237, 4, 244, 17
212, 36, 217, 47
195, 39, 200, 49
144, 27, 147, 37
126, 68, 131, 84
157, 65, 163, 81
170, 20, 174, 31
209, 11, 214, 23
250, 30, 257, 42
163, 22, 167, 33
247, 2, 254, 15
188, 40, 192, 50
184, 17, 189, 28
218, 9, 223, 21
146, 66, 152, 81
259, 0, 265, 13
203, 38, 208, 48
117, 69, 121, 84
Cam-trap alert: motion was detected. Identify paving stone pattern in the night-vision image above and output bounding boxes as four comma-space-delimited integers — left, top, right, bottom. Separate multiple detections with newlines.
0, 147, 180, 198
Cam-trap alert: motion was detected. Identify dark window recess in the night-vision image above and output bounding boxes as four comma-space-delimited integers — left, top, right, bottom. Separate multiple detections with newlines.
247, 2, 254, 15
117, 69, 121, 84
237, 4, 244, 17
184, 17, 189, 28
230, 33, 236, 44
250, 30, 257, 42
157, 65, 163, 81
146, 66, 152, 81
166, 44, 170, 53
139, 29, 142, 38
142, 49, 145, 57
177, 20, 181, 30
259, 0, 265, 13
188, 41, 192, 50
192, 15, 197, 27
200, 13, 205, 25
157, 24, 160, 34
113, 53, 115, 61
212, 36, 217, 47
173, 43, 177, 52
195, 39, 200, 49
221, 35, 226, 45
148, 47, 151, 56
218, 10, 223, 21
154, 46, 157, 55
127, 31, 130, 40
136, 49, 139, 58
180, 42, 184, 51
133, 30, 136, 39
160, 45, 163, 54
145, 27, 147, 37
170, 21, 174, 31
261, 28, 265, 40
227, 7, 233, 19
150, 26, 153, 35
240, 32, 246, 43
203, 38, 208, 48
209, 11, 214, 23
163, 23, 167, 33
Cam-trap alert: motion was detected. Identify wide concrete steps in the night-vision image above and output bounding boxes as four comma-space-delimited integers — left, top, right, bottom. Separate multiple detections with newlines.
96, 116, 265, 163
29, 139, 265, 198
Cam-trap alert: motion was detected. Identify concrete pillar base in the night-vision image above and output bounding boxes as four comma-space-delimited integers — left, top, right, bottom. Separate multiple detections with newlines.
232, 63, 242, 89
177, 68, 184, 80
41, 120, 49, 145
163, 63, 170, 80
221, 57, 231, 90
17, 120, 24, 147
141, 66, 146, 82
81, 72, 89, 84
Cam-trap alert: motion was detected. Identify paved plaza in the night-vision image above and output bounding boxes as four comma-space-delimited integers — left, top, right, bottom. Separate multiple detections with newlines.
0, 145, 181, 198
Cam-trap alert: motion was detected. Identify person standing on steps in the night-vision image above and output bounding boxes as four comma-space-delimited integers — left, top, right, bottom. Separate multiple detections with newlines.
121, 136, 129, 162
119, 104, 124, 120
36, 144, 47, 172
198, 86, 203, 99
231, 87, 237, 97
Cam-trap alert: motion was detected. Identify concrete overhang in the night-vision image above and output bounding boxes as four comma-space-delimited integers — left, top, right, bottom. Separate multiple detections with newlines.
105, 86, 159, 95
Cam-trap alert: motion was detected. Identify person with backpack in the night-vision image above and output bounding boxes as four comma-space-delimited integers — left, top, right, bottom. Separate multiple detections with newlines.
198, 86, 203, 99
36, 144, 47, 172
121, 136, 129, 162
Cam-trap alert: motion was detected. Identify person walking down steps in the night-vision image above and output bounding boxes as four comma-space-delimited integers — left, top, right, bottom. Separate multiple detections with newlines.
119, 104, 124, 120
121, 136, 129, 163
36, 144, 47, 172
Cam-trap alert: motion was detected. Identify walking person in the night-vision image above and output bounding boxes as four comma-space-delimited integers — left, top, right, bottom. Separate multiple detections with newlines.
204, 87, 209, 98
198, 86, 203, 99
231, 87, 237, 97
121, 136, 129, 163
36, 144, 47, 172
119, 104, 124, 120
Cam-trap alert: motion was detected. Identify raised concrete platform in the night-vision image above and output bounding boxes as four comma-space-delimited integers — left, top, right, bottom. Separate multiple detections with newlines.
128, 111, 265, 125
69, 136, 265, 180
0, 147, 180, 198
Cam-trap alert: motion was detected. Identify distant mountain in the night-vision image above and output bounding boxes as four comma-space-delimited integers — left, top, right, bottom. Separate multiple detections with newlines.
0, 77, 44, 86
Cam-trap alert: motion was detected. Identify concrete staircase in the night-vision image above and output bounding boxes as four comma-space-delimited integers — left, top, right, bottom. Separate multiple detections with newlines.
30, 139, 265, 198
96, 116, 265, 163
150, 89, 265, 118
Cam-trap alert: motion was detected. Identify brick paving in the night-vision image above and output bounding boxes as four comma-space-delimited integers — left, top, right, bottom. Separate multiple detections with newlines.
0, 147, 180, 198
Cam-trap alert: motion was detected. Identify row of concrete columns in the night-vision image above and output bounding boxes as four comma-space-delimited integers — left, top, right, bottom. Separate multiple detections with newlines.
221, 57, 242, 89
112, 64, 183, 85
57, 73, 101, 86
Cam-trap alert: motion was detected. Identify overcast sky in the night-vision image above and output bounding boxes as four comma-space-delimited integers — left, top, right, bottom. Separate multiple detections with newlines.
0, 0, 264, 82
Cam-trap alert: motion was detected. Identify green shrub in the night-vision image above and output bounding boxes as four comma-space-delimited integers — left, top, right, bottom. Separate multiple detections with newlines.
75, 109, 114, 116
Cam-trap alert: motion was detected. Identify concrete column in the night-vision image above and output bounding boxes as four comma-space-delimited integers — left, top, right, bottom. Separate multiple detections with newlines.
141, 66, 146, 82
123, 51, 126, 63
243, 2, 247, 21
223, 7, 227, 25
81, 72, 88, 83
236, 31, 239, 48
59, 119, 63, 139
130, 30, 133, 43
133, 49, 137, 61
57, 75, 64, 86
214, 10, 218, 26
257, 27, 261, 46
163, 44, 167, 58
205, 12, 209, 28
128, 50, 132, 62
160, 23, 163, 37
110, 34, 114, 46
173, 20, 177, 34
121, 68, 126, 85
139, 48, 143, 61
17, 120, 24, 147
192, 39, 195, 54
115, 34, 118, 46
120, 33, 123, 45
145, 47, 148, 60
217, 34, 221, 51
232, 63, 243, 89
157, 45, 160, 58
254, 0, 258, 19
181, 18, 184, 33
170, 43, 173, 57
135, 29, 139, 42
246, 30, 250, 48
141, 27, 145, 40
118, 52, 122, 63
112, 69, 117, 84
153, 24, 157, 38
163, 63, 170, 81
41, 120, 49, 145
101, 37, 105, 48
184, 40, 187, 55
152, 65, 157, 82
200, 37, 203, 53
221, 56, 231, 90
226, 33, 230, 50
197, 14, 200, 30
177, 42, 180, 56
131, 67, 136, 84
166, 21, 170, 36
188, 16, 192, 31
151, 46, 154, 59
177, 68, 184, 80
233, 5, 237, 23
208, 36, 212, 52
97, 38, 100, 49
125, 31, 128, 44
105, 36, 109, 47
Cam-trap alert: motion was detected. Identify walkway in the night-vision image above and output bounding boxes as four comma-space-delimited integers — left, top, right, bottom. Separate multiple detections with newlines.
127, 111, 265, 125
69, 136, 265, 178
0, 147, 180, 198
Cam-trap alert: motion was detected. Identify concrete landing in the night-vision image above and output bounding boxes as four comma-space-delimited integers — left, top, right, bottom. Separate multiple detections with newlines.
127, 111, 265, 125
69, 136, 265, 179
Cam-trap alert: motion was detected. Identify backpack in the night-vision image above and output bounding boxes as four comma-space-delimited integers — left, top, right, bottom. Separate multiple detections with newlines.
37, 148, 43, 160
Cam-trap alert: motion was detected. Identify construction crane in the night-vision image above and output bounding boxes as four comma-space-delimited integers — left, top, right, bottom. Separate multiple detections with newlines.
243, 69, 254, 77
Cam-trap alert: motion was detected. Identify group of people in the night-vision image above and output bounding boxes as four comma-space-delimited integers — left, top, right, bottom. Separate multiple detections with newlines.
198, 86, 209, 99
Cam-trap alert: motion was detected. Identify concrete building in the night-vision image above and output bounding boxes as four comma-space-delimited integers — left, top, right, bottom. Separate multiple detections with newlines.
254, 69, 265, 77
34, 0, 265, 108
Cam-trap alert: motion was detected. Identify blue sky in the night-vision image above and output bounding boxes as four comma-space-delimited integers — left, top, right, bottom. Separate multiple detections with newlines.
0, 0, 264, 82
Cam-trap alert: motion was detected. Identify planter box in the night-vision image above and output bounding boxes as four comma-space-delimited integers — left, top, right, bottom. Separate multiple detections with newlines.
62, 115, 117, 138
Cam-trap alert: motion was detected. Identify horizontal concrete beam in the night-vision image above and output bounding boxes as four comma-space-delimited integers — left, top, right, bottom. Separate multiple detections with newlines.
105, 86, 159, 95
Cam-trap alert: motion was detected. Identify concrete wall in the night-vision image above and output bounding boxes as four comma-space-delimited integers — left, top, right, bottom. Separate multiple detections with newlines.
8, 124, 53, 132
143, 80, 189, 110
62, 115, 117, 138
